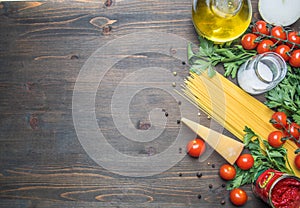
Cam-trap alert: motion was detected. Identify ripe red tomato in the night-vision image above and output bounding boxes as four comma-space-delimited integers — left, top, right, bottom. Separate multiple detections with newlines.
257, 39, 274, 54
289, 49, 300, 67
186, 138, 206, 158
274, 44, 291, 61
271, 26, 287, 44
236, 153, 254, 170
219, 164, 236, 180
241, 33, 258, 50
295, 154, 300, 170
230, 188, 248, 206
287, 31, 300, 48
270, 111, 288, 129
287, 122, 300, 140
252, 20, 270, 35
268, 131, 285, 148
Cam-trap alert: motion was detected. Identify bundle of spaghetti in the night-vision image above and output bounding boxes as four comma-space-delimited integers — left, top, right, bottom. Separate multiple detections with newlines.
182, 71, 300, 176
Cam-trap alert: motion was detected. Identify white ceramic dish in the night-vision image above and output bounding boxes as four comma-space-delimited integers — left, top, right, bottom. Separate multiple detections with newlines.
258, 0, 300, 26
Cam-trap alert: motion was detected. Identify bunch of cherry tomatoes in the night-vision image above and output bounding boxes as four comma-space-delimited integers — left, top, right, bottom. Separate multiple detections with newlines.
241, 20, 300, 67
268, 111, 300, 169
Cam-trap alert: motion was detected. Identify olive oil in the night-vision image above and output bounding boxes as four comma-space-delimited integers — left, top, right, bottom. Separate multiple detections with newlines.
192, 0, 252, 43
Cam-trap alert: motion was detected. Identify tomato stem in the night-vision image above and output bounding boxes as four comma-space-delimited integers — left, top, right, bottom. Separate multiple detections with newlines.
252, 31, 300, 48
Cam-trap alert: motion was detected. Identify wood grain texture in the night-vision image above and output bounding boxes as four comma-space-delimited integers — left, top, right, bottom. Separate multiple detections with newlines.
0, 0, 298, 207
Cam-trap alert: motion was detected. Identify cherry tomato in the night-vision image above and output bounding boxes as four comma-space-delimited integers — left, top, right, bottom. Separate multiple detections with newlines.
295, 154, 300, 170
219, 164, 236, 181
252, 20, 270, 35
287, 122, 300, 140
186, 138, 206, 158
230, 188, 248, 206
257, 39, 274, 54
236, 153, 254, 170
270, 111, 288, 129
287, 31, 300, 48
241, 33, 258, 50
274, 44, 291, 61
271, 26, 287, 44
289, 49, 300, 67
268, 131, 285, 148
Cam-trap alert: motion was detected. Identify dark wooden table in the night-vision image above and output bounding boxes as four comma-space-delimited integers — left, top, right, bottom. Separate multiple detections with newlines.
0, 1, 299, 207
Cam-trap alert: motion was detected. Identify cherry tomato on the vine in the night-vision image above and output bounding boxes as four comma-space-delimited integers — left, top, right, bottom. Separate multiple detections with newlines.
257, 39, 274, 54
268, 131, 285, 148
186, 138, 206, 158
289, 49, 300, 67
275, 44, 291, 61
287, 122, 300, 140
295, 154, 300, 170
287, 31, 300, 48
241, 33, 258, 50
271, 26, 287, 44
270, 111, 288, 129
219, 164, 236, 181
230, 188, 248, 206
236, 153, 254, 170
252, 20, 270, 35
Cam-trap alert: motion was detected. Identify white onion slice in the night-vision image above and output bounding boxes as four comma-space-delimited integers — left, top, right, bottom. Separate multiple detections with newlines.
258, 0, 300, 26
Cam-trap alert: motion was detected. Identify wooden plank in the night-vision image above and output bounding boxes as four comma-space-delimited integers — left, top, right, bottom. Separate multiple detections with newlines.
0, 0, 296, 207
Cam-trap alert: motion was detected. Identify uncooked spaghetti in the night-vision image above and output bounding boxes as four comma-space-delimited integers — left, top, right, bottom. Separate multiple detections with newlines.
181, 71, 300, 176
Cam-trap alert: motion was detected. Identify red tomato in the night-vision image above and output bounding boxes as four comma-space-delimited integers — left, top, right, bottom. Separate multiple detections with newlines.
230, 188, 248, 206
186, 138, 206, 158
271, 26, 287, 44
241, 33, 258, 50
287, 31, 300, 48
295, 154, 300, 170
236, 153, 254, 170
287, 122, 300, 140
268, 131, 285, 148
219, 164, 236, 181
289, 49, 300, 67
257, 39, 274, 54
270, 111, 288, 129
274, 44, 291, 61
252, 20, 270, 35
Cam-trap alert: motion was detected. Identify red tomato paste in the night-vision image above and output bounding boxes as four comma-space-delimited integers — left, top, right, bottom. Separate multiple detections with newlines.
271, 177, 300, 208
252, 169, 300, 208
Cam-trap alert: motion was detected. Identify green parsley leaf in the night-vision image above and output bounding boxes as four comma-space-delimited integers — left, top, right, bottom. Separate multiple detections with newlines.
188, 36, 256, 78
226, 127, 295, 190
265, 66, 300, 125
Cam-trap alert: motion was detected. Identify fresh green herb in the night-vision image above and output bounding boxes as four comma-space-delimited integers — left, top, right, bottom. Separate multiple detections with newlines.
226, 127, 294, 190
265, 66, 300, 125
187, 36, 257, 78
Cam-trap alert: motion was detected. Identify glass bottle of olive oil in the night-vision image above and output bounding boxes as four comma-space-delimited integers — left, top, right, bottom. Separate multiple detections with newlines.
192, 0, 252, 43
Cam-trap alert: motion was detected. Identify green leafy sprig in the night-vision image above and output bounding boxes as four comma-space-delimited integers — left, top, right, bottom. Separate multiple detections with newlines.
187, 36, 257, 78
265, 66, 300, 125
226, 127, 294, 190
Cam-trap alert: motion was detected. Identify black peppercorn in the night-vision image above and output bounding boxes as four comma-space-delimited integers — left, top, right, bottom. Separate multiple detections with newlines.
220, 199, 226, 205
196, 172, 202, 178
178, 147, 182, 153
